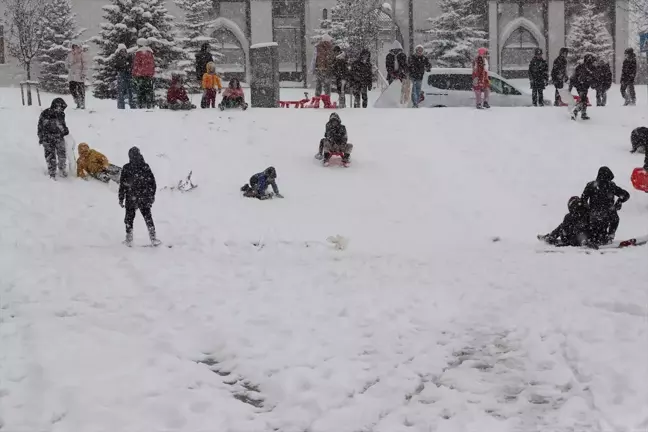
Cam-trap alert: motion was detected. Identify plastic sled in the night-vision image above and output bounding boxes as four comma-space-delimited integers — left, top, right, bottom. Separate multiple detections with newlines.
631, 167, 648, 192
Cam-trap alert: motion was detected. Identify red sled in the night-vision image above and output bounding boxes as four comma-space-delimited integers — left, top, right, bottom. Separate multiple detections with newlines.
278, 93, 337, 109
631, 167, 648, 192
559, 95, 591, 107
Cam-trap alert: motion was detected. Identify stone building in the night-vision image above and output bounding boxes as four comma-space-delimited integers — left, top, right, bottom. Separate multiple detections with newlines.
0, 0, 630, 87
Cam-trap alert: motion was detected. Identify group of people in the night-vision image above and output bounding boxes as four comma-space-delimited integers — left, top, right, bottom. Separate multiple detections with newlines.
385, 42, 433, 108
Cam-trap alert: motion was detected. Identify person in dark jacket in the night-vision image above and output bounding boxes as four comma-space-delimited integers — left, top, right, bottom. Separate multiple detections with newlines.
631, 126, 648, 154
331, 46, 349, 108
350, 49, 372, 108
240, 167, 283, 200
115, 44, 134, 109
385, 40, 408, 84
569, 55, 596, 120
592, 60, 612, 106
118, 147, 159, 246
621, 48, 637, 106
528, 48, 548, 106
551, 47, 569, 106
540, 196, 592, 247
408, 45, 431, 108
315, 113, 353, 165
37, 98, 70, 179
195, 43, 214, 82
581, 166, 630, 244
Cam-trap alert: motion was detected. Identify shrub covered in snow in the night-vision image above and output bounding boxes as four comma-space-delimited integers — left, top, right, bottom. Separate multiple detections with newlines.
567, 1, 614, 64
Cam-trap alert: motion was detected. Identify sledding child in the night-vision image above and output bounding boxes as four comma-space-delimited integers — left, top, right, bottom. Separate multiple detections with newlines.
161, 74, 195, 110
315, 113, 353, 166
539, 196, 592, 247
581, 166, 630, 245
201, 62, 222, 109
240, 166, 283, 200
37, 98, 70, 179
77, 143, 122, 183
219, 78, 248, 110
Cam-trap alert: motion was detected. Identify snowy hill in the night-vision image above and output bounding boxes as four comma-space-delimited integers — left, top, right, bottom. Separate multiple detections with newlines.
1, 88, 647, 432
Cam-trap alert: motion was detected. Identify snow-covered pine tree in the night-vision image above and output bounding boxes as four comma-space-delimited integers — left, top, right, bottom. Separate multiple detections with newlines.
37, 0, 84, 93
174, 0, 216, 90
566, 0, 614, 64
92, 0, 184, 99
424, 0, 487, 67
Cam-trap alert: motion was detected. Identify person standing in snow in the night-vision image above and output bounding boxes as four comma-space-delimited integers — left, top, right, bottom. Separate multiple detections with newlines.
592, 59, 612, 107
201, 62, 223, 109
118, 147, 159, 246
240, 167, 283, 200
350, 49, 372, 109
569, 55, 595, 120
621, 48, 637, 106
385, 41, 408, 84
631, 126, 648, 154
408, 45, 431, 108
331, 46, 349, 108
473, 48, 490, 109
195, 43, 214, 83
37, 98, 70, 180
551, 47, 569, 106
132, 38, 156, 109
76, 143, 122, 183
219, 78, 248, 110
528, 48, 548, 107
581, 166, 630, 244
311, 34, 335, 97
115, 44, 134, 109
67, 44, 86, 109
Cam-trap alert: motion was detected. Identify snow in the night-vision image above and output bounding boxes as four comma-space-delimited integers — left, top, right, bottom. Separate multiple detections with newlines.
250, 42, 279, 49
0, 86, 647, 432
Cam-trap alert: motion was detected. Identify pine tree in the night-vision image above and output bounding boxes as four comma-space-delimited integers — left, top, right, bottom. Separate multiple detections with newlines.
424, 0, 487, 67
567, 1, 614, 64
37, 0, 84, 93
92, 0, 184, 99
174, 0, 216, 89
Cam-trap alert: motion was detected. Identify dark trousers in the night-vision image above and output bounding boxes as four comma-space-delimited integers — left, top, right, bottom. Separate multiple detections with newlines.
554, 82, 564, 105
43, 140, 67, 176
531, 87, 544, 106
621, 82, 636, 105
125, 205, 155, 237
134, 77, 155, 109
590, 211, 619, 243
596, 90, 607, 106
117, 72, 134, 109
69, 81, 85, 108
202, 89, 217, 108
353, 88, 368, 108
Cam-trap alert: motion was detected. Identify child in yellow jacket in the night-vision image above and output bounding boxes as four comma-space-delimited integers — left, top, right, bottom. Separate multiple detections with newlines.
77, 143, 122, 183
201, 62, 222, 108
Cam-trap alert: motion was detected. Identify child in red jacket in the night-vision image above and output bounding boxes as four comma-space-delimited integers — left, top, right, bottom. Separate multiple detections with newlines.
161, 74, 195, 110
219, 78, 248, 110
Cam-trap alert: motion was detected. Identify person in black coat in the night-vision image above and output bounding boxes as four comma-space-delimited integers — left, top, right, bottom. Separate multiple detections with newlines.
569, 55, 596, 120
331, 46, 349, 108
350, 49, 372, 108
408, 45, 431, 108
385, 41, 408, 84
631, 126, 648, 154
115, 44, 134, 109
118, 147, 159, 246
315, 113, 353, 165
528, 48, 548, 106
581, 166, 630, 244
621, 48, 637, 106
551, 47, 569, 106
195, 43, 214, 82
540, 196, 592, 247
37, 98, 70, 179
592, 60, 612, 107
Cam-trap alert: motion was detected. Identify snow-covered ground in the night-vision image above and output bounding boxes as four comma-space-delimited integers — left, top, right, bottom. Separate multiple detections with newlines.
0, 87, 647, 432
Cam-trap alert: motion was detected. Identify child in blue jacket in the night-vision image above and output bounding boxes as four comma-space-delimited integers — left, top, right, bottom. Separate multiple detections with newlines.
240, 166, 283, 200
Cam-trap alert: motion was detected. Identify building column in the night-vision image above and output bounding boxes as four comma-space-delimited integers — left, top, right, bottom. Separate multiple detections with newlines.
488, 0, 499, 74
250, 0, 273, 45
615, 0, 629, 83
547, 0, 565, 69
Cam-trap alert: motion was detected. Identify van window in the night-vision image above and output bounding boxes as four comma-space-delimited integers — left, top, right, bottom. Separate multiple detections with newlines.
428, 74, 473, 91
490, 77, 522, 95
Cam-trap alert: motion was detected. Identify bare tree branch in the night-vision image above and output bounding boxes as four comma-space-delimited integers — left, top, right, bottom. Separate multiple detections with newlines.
3, 0, 47, 80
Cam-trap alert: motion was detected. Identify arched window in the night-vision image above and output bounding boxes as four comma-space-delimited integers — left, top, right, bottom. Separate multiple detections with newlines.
501, 27, 539, 74
212, 27, 246, 76
322, 8, 328, 20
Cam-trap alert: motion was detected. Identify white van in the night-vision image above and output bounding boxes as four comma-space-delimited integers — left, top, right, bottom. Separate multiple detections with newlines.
420, 68, 531, 108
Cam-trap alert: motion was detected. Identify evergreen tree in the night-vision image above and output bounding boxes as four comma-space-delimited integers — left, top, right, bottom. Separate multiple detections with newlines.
174, 0, 216, 89
424, 0, 487, 67
92, 0, 184, 99
37, 0, 84, 93
567, 1, 614, 64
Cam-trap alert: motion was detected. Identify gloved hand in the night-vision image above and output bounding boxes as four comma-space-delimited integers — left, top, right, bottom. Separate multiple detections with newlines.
119, 201, 124, 208
614, 201, 623, 211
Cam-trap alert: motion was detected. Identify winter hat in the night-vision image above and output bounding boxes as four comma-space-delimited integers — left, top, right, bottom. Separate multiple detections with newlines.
137, 38, 148, 47
596, 166, 614, 182
329, 112, 341, 123
78, 143, 90, 155
320, 34, 333, 43
128, 147, 145, 165
567, 196, 582, 212
625, 47, 634, 55
264, 166, 277, 179
51, 97, 67, 111
206, 62, 216, 73
415, 44, 424, 52
560, 47, 569, 55
117, 43, 127, 51
534, 48, 543, 56
391, 40, 403, 51
478, 47, 488, 56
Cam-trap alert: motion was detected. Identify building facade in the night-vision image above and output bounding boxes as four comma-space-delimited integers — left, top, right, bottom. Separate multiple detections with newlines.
0, 0, 630, 87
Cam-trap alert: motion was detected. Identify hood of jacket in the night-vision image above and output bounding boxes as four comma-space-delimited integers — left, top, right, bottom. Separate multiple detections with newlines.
597, 166, 614, 182
51, 97, 68, 111
390, 40, 403, 52
329, 113, 341, 123
128, 147, 146, 165
359, 49, 371, 62
78, 143, 90, 156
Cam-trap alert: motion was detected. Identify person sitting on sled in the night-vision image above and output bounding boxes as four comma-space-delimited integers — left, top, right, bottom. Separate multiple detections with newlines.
581, 166, 630, 245
630, 126, 648, 154
160, 74, 195, 110
541, 196, 592, 247
219, 78, 248, 111
77, 143, 122, 183
240, 166, 283, 200
315, 113, 353, 165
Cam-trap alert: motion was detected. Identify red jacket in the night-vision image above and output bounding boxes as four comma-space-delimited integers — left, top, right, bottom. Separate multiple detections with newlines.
167, 79, 189, 104
472, 56, 489, 90
132, 47, 155, 77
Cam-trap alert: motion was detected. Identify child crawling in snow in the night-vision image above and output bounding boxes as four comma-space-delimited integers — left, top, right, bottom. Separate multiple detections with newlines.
240, 166, 283, 200
77, 143, 122, 183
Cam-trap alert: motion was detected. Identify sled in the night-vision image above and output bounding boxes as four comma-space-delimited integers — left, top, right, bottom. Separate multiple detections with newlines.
279, 93, 337, 109
322, 152, 350, 167
65, 135, 77, 177
631, 167, 648, 192
537, 233, 648, 252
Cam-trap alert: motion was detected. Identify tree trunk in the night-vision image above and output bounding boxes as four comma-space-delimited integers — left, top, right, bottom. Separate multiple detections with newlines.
26, 62, 33, 105
27, 62, 31, 81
